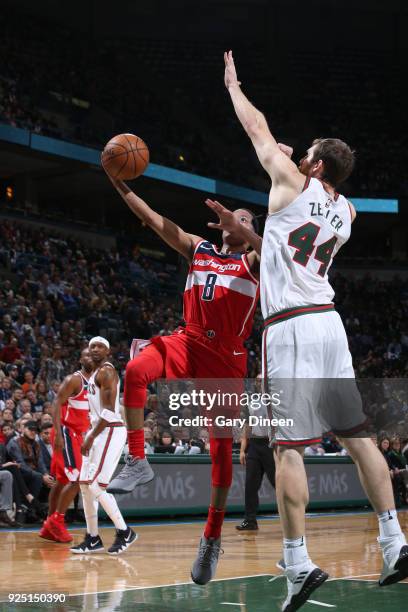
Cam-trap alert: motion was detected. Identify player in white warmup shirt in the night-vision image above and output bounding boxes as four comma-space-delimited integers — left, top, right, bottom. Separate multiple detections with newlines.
219, 50, 408, 612
70, 336, 137, 555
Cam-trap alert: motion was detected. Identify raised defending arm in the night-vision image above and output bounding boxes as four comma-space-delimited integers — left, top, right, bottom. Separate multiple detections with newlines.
224, 51, 301, 188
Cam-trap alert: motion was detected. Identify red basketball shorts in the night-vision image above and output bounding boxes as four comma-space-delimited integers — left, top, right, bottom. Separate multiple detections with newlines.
50, 426, 84, 485
124, 326, 247, 412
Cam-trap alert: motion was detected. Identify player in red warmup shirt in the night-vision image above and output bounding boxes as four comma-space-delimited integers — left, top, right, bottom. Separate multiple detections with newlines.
104, 169, 261, 584
39, 348, 93, 543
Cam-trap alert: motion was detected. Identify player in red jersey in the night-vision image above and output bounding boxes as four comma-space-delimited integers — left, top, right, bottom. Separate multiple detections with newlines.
39, 348, 93, 543
103, 170, 262, 584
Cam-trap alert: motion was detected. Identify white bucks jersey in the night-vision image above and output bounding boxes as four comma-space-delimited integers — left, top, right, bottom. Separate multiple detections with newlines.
261, 177, 352, 317
87, 362, 123, 426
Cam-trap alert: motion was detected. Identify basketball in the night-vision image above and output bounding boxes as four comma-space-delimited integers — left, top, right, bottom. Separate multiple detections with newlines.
101, 133, 149, 180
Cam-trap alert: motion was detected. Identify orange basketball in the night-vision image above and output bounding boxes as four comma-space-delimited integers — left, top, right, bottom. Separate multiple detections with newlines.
101, 133, 149, 180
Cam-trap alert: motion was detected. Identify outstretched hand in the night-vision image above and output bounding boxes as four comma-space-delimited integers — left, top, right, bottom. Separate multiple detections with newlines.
224, 50, 241, 90
206, 199, 240, 234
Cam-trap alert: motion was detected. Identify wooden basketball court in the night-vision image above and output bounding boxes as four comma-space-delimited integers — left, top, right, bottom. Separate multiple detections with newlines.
1, 510, 407, 611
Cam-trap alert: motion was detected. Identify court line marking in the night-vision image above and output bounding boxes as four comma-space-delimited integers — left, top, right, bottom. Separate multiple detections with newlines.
4, 506, 407, 533
307, 600, 336, 608
328, 573, 379, 582
30, 574, 275, 598
220, 604, 246, 607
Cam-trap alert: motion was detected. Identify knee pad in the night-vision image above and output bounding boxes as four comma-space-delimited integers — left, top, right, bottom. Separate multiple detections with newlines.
210, 438, 233, 488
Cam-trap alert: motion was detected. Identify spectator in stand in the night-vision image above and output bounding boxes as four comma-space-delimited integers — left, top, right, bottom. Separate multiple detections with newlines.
37, 345, 67, 386
143, 427, 155, 455
39, 413, 53, 428
304, 444, 325, 457
38, 422, 53, 473
2, 423, 16, 443
378, 437, 391, 459
25, 389, 43, 413
15, 398, 32, 419
5, 365, 21, 390
0, 336, 22, 364
0, 443, 43, 524
21, 370, 35, 395
6, 420, 54, 515
0, 377, 12, 403
0, 470, 17, 527
12, 388, 24, 408
388, 437, 408, 505
42, 402, 53, 417
1, 408, 14, 426
36, 380, 48, 405
155, 431, 176, 454
46, 381, 61, 403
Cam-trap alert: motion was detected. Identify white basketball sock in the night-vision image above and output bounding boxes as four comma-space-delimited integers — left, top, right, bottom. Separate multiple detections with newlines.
80, 484, 99, 537
283, 536, 312, 577
378, 509, 404, 540
89, 481, 127, 531
97, 491, 127, 531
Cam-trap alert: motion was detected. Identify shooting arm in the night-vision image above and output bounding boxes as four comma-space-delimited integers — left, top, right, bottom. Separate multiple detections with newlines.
108, 177, 202, 261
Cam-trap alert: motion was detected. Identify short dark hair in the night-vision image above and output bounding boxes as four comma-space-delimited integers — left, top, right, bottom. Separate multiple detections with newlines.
41, 422, 53, 432
239, 209, 260, 234
311, 138, 355, 187
24, 420, 38, 431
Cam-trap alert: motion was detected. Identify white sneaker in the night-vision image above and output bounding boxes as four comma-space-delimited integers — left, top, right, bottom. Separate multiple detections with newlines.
378, 534, 408, 586
282, 564, 329, 612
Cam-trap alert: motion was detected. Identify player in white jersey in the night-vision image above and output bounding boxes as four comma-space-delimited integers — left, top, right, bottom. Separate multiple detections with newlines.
71, 336, 137, 555
221, 50, 408, 611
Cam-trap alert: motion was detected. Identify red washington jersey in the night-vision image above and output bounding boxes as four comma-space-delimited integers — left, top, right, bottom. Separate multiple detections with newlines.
184, 240, 259, 339
61, 371, 90, 433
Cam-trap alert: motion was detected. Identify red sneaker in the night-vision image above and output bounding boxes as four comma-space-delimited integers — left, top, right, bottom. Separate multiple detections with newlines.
39, 519, 58, 542
46, 515, 73, 543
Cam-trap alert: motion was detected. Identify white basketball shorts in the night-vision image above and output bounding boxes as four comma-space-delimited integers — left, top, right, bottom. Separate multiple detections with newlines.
262, 306, 368, 446
79, 424, 127, 487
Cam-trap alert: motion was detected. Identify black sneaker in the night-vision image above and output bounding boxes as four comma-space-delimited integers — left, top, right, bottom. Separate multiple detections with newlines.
236, 519, 258, 531
0, 510, 21, 528
70, 533, 104, 554
107, 527, 138, 555
15, 509, 26, 525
